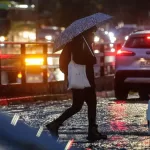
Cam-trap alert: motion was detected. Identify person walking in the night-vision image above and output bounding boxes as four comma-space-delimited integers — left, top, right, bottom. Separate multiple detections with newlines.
46, 27, 107, 141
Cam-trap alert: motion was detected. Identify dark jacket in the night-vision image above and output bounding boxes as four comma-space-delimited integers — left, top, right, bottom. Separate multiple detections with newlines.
59, 34, 96, 87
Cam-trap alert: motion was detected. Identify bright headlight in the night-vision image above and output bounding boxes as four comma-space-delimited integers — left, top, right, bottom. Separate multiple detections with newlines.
94, 36, 100, 43
125, 36, 129, 40
0, 36, 5, 42
108, 32, 114, 37
94, 50, 99, 53
45, 35, 53, 41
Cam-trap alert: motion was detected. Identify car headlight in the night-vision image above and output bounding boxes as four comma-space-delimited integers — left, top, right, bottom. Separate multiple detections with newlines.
0, 36, 5, 42
94, 36, 100, 43
94, 50, 99, 53
125, 36, 129, 41
45, 35, 53, 41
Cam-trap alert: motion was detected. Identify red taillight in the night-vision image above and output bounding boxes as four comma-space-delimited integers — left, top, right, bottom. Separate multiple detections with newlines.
116, 50, 135, 56
147, 36, 150, 40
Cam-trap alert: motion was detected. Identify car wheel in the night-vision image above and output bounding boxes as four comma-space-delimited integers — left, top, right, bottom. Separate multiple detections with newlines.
139, 90, 149, 100
114, 82, 128, 100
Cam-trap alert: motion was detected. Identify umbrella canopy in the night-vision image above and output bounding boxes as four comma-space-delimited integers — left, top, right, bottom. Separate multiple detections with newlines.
53, 13, 113, 52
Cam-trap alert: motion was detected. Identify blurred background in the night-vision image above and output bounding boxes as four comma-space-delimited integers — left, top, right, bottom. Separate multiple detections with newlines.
1, 0, 150, 84
1, 0, 150, 44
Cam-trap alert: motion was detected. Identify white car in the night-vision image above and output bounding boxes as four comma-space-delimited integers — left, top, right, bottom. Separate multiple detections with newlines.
115, 30, 150, 100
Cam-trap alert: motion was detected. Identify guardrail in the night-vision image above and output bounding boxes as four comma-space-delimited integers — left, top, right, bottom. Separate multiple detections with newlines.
0, 42, 121, 86
0, 42, 64, 96
0, 41, 122, 97
0, 42, 54, 85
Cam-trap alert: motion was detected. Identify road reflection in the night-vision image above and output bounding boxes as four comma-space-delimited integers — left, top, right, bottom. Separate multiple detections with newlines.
108, 100, 128, 131
0, 95, 150, 149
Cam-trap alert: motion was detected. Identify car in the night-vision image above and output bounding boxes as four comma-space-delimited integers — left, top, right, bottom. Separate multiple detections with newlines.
115, 30, 150, 100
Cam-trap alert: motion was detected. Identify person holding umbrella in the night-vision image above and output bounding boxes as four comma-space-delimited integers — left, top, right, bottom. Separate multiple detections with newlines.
46, 13, 112, 141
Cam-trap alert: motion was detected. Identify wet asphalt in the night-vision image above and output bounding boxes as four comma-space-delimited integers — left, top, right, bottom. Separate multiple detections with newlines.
0, 92, 150, 150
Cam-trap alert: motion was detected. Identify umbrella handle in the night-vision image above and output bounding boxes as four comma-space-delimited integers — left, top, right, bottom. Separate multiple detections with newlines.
82, 35, 95, 57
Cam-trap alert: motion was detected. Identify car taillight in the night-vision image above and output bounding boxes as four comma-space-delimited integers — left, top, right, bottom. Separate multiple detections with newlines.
116, 50, 135, 56
147, 36, 150, 40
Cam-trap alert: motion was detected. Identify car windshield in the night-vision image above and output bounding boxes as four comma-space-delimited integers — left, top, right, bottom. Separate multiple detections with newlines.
125, 36, 150, 48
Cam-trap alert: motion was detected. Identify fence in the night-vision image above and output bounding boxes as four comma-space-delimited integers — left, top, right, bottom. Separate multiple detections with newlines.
0, 41, 118, 96
0, 42, 65, 96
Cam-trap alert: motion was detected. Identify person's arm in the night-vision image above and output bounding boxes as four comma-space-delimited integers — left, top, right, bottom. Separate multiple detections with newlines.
59, 44, 71, 75
72, 41, 96, 65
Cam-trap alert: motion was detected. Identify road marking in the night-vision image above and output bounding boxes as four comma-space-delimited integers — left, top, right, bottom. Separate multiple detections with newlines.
65, 139, 74, 150
36, 126, 43, 137
11, 114, 20, 126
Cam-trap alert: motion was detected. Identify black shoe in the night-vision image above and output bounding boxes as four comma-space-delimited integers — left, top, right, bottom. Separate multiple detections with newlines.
46, 121, 60, 138
87, 124, 107, 141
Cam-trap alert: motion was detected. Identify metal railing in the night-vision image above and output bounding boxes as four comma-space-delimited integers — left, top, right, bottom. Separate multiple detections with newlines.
0, 42, 120, 86
0, 42, 59, 85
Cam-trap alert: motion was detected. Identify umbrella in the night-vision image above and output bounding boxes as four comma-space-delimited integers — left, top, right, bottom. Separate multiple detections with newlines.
53, 13, 113, 52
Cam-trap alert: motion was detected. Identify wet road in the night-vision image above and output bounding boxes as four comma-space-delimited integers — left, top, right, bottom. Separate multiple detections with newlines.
0, 92, 150, 150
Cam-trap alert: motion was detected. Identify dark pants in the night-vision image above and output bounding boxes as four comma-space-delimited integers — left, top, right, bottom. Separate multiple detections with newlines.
55, 87, 97, 127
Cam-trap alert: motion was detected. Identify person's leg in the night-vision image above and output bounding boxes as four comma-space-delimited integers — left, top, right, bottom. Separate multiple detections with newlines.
85, 87, 107, 141
84, 87, 97, 127
46, 89, 85, 137
54, 89, 85, 124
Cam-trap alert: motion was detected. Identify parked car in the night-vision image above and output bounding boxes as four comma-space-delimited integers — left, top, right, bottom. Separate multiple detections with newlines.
115, 30, 150, 100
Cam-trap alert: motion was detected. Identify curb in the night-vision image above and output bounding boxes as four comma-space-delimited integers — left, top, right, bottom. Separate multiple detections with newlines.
0, 91, 115, 106
0, 75, 115, 106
